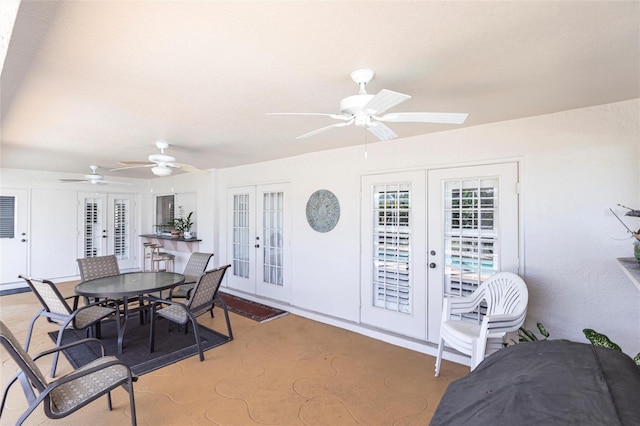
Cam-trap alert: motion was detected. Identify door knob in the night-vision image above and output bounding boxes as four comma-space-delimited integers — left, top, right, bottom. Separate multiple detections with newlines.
255, 244, 260, 248
21, 239, 27, 242
429, 263, 436, 268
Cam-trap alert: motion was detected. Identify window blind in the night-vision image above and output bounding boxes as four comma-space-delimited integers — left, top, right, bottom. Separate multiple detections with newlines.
84, 199, 101, 257
444, 179, 498, 322
0, 196, 15, 239
113, 198, 129, 260
372, 184, 412, 314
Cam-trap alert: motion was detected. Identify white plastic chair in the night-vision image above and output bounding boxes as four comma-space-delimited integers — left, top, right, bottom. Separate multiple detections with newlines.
434, 272, 528, 376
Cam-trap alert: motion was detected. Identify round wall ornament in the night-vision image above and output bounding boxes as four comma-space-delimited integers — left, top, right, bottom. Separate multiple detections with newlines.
306, 189, 340, 233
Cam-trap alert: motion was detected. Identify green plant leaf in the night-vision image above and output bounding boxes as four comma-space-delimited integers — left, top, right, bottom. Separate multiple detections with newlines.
519, 327, 538, 342
537, 322, 549, 338
583, 328, 622, 352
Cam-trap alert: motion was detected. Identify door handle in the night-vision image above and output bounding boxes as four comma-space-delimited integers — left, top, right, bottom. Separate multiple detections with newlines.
21, 239, 27, 243
429, 263, 436, 268
255, 244, 260, 248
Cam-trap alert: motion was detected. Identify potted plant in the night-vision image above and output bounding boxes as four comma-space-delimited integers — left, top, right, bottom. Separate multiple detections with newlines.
169, 206, 194, 238
612, 204, 640, 262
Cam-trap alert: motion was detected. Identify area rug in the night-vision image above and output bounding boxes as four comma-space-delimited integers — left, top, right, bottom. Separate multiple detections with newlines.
216, 292, 288, 323
49, 317, 231, 376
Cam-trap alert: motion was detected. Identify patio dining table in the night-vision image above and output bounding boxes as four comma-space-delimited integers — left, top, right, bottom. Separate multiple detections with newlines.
75, 271, 185, 354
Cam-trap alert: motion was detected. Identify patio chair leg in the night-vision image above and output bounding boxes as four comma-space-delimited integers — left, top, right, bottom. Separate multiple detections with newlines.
128, 374, 137, 426
217, 297, 234, 340
190, 317, 204, 362
107, 391, 113, 411
435, 337, 444, 377
50, 327, 66, 377
149, 304, 157, 353
23, 309, 43, 352
0, 373, 20, 418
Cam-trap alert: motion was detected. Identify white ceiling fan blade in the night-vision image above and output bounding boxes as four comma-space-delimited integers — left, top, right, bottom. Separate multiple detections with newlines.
110, 164, 155, 171
296, 119, 354, 139
376, 112, 468, 124
267, 112, 351, 121
171, 163, 211, 175
118, 161, 155, 166
366, 121, 398, 141
100, 180, 132, 186
59, 179, 88, 183
364, 89, 411, 115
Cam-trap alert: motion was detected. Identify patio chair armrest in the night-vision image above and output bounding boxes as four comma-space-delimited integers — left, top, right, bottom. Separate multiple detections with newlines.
446, 292, 485, 315
79, 297, 120, 309
32, 337, 106, 361
143, 295, 183, 307
63, 294, 81, 310
49, 358, 136, 388
482, 310, 528, 333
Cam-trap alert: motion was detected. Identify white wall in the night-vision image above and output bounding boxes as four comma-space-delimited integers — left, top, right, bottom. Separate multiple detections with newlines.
0, 169, 146, 281
217, 99, 640, 356
145, 172, 217, 271
2, 99, 638, 359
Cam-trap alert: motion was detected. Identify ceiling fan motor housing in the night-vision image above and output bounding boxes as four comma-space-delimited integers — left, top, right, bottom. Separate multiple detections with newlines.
152, 165, 172, 176
148, 153, 176, 163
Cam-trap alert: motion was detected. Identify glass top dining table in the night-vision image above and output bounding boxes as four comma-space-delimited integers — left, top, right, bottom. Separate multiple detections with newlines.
75, 271, 185, 354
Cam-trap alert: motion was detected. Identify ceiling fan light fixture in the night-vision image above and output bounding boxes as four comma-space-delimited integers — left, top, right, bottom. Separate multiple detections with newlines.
152, 165, 172, 177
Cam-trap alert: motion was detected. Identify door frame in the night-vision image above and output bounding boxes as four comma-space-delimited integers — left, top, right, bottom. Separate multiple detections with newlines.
77, 192, 136, 270
359, 161, 521, 343
360, 171, 428, 339
0, 188, 29, 286
225, 183, 291, 303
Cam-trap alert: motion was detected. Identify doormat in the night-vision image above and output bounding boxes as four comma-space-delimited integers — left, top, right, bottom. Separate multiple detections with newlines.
216, 292, 288, 323
49, 316, 232, 376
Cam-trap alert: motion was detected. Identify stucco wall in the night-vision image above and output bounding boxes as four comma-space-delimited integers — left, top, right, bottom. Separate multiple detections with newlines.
217, 99, 640, 355
2, 99, 638, 359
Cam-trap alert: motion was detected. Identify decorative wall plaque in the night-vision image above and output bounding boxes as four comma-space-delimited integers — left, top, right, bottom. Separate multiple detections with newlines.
306, 189, 340, 233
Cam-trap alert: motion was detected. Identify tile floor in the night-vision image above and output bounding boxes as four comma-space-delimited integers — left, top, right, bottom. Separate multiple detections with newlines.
0, 281, 468, 425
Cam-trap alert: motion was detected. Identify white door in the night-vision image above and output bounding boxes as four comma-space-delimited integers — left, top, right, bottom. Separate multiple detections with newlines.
78, 193, 136, 270
426, 163, 519, 342
0, 189, 28, 285
360, 163, 520, 342
227, 187, 256, 293
227, 184, 291, 303
360, 172, 427, 339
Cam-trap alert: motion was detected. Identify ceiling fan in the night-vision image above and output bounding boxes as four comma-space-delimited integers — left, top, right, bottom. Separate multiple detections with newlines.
59, 165, 131, 185
112, 141, 210, 177
267, 69, 468, 141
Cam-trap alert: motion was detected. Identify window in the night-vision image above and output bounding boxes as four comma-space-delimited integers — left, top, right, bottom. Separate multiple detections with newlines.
156, 195, 174, 232
113, 198, 129, 259
84, 198, 102, 257
233, 194, 250, 278
372, 184, 412, 314
0, 196, 16, 239
262, 191, 283, 286
444, 178, 499, 321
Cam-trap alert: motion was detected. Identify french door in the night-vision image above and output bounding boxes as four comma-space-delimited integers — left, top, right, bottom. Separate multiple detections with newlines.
0, 189, 28, 285
227, 184, 291, 303
360, 163, 519, 343
426, 163, 519, 341
78, 192, 136, 270
361, 172, 427, 339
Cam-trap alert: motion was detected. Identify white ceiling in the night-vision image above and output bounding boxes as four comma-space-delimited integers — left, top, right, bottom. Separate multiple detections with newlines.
1, 1, 638, 179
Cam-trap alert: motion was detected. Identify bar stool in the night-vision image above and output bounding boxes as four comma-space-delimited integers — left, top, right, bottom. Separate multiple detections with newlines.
142, 242, 155, 271
150, 244, 175, 272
